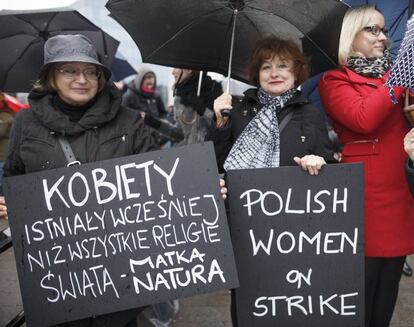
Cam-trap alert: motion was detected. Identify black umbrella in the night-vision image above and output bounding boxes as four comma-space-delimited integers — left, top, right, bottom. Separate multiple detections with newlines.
106, 0, 348, 85
0, 10, 120, 92
111, 51, 137, 81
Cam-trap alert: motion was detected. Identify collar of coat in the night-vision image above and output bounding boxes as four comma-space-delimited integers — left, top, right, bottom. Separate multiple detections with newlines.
242, 87, 310, 108
28, 82, 123, 136
340, 66, 389, 85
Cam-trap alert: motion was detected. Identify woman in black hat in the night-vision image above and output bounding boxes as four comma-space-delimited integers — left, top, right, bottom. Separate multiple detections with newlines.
0, 33, 155, 327
2, 33, 156, 176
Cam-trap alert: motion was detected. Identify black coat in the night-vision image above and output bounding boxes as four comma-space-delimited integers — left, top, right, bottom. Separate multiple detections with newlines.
3, 84, 156, 326
122, 82, 166, 118
406, 159, 414, 197
211, 88, 336, 173
4, 84, 156, 177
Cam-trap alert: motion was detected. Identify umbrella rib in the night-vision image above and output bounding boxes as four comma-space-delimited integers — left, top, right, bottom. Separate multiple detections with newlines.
144, 7, 229, 60
13, 16, 41, 34
41, 12, 60, 39
240, 9, 261, 35
243, 5, 309, 35
1, 16, 41, 40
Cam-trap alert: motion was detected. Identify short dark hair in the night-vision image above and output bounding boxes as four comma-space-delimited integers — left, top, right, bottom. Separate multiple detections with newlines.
247, 36, 310, 87
33, 63, 106, 93
142, 71, 156, 81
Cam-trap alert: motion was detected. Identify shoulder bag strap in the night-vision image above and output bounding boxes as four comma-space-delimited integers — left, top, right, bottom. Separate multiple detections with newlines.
57, 135, 81, 167
278, 111, 294, 134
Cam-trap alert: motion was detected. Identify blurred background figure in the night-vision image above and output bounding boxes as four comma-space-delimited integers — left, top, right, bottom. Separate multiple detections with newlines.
137, 68, 222, 326
0, 92, 28, 183
143, 68, 223, 147
123, 67, 167, 118
123, 67, 168, 147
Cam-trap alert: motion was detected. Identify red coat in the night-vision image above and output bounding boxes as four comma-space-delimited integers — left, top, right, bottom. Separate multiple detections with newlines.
318, 67, 414, 257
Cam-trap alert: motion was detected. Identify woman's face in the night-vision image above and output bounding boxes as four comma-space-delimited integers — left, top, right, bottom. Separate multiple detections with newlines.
54, 62, 99, 106
172, 68, 193, 84
142, 76, 155, 90
259, 55, 295, 96
352, 10, 387, 58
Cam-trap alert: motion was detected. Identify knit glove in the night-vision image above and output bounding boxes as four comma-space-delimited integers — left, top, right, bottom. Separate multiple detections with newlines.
180, 93, 206, 116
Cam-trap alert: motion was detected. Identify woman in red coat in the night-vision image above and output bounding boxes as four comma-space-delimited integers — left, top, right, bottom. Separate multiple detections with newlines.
318, 4, 414, 327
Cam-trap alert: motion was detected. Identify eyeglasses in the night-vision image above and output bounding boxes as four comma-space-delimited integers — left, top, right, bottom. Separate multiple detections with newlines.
362, 25, 388, 36
55, 68, 101, 80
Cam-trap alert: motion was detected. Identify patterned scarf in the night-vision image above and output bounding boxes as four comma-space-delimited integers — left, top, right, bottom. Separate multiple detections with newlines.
346, 49, 392, 78
223, 88, 295, 171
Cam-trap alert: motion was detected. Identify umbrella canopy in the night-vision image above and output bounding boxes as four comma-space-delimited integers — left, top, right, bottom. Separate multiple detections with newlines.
106, 0, 349, 84
110, 50, 137, 81
0, 10, 119, 92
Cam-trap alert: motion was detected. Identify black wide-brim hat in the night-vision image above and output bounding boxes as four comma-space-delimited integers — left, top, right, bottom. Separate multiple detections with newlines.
39, 34, 111, 80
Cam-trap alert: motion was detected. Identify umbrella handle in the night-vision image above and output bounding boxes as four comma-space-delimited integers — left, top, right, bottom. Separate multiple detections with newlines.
226, 9, 238, 94
197, 71, 203, 96
222, 9, 238, 118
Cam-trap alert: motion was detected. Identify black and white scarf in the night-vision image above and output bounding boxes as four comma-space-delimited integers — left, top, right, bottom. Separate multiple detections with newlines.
346, 49, 392, 78
223, 88, 295, 171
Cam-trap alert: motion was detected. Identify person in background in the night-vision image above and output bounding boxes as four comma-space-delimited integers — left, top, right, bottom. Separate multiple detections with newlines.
123, 67, 167, 118
123, 67, 168, 146
211, 36, 336, 326
143, 68, 222, 146
0, 93, 28, 178
136, 68, 222, 326
318, 5, 414, 327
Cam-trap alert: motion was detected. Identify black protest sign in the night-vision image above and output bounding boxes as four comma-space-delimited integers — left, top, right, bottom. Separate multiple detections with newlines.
227, 163, 364, 327
3, 142, 238, 327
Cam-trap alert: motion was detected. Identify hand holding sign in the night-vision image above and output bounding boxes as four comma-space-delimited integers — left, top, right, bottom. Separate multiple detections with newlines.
227, 164, 364, 327
4, 142, 239, 327
293, 155, 326, 176
0, 196, 7, 220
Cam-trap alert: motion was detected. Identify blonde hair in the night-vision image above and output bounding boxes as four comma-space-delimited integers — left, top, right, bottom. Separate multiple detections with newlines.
338, 5, 384, 66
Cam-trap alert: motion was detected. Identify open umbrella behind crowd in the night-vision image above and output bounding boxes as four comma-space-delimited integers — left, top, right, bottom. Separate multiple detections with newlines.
106, 0, 349, 84
0, 10, 119, 92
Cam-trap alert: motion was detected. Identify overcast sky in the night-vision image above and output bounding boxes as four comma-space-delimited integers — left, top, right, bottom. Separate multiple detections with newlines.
0, 0, 77, 10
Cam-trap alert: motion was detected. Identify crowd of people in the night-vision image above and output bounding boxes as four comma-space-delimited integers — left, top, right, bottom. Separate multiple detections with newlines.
0, 3, 413, 327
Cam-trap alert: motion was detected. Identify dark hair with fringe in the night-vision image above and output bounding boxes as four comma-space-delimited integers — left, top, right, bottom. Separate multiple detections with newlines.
247, 36, 310, 87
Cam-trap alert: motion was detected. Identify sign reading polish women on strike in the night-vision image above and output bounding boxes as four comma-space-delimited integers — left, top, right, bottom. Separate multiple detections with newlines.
3, 142, 239, 327
227, 164, 364, 327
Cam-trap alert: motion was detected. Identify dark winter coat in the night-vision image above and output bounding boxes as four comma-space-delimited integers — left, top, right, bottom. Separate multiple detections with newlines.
405, 159, 414, 197
3, 84, 156, 327
123, 83, 166, 117
4, 84, 156, 177
211, 88, 336, 173
144, 74, 223, 146
122, 68, 166, 118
